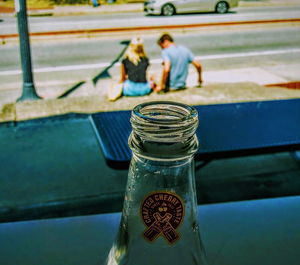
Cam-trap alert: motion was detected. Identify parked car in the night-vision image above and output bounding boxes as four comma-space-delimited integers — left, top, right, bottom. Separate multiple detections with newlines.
144, 0, 239, 16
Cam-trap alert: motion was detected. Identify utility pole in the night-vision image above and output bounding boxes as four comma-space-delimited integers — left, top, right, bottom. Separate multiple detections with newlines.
15, 0, 41, 101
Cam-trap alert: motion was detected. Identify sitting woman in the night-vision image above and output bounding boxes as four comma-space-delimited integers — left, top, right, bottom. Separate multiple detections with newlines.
120, 37, 156, 96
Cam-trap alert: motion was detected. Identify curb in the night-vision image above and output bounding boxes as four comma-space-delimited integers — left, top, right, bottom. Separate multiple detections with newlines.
1, 81, 300, 123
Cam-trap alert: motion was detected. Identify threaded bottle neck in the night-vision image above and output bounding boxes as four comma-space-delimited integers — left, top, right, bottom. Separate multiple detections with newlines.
129, 101, 199, 160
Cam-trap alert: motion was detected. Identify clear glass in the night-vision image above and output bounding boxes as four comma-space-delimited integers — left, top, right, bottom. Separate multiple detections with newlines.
105, 101, 208, 265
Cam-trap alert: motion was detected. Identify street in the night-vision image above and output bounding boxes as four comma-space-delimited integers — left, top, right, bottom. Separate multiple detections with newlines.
0, 3, 299, 102
1, 5, 300, 34
1, 25, 299, 96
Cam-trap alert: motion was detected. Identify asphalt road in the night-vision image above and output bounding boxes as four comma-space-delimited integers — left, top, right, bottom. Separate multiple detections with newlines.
0, 5, 300, 34
0, 5, 299, 99
1, 25, 299, 75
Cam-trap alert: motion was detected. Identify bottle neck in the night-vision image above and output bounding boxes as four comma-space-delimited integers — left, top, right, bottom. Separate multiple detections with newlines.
131, 152, 195, 167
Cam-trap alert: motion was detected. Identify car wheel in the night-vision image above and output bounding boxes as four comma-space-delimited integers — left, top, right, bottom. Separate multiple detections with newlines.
161, 4, 176, 16
215, 1, 228, 14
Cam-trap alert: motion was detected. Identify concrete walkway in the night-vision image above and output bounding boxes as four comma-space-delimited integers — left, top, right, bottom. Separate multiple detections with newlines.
1, 62, 300, 122
27, 0, 300, 17
1, 0, 300, 17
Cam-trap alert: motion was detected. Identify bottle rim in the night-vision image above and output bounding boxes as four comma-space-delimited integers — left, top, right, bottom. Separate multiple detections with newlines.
132, 101, 197, 124
129, 101, 199, 160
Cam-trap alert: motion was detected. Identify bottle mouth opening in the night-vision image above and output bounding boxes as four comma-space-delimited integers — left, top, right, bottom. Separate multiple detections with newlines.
129, 101, 199, 159
132, 101, 197, 124
130, 101, 198, 143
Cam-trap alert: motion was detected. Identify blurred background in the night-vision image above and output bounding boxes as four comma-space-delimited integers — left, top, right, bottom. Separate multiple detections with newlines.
0, 0, 299, 222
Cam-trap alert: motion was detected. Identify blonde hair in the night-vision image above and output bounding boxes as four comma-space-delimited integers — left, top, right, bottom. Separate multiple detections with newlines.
124, 37, 147, 65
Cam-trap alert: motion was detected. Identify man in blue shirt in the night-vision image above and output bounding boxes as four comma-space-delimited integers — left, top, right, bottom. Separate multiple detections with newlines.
157, 33, 203, 92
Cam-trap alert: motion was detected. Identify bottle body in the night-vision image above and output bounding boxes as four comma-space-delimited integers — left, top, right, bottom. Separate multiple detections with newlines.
105, 102, 208, 265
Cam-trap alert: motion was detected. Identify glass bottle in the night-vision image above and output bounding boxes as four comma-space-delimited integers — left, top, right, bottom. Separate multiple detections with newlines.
105, 101, 208, 265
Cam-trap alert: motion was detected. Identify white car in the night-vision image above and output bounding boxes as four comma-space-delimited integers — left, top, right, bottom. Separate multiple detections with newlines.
144, 0, 239, 16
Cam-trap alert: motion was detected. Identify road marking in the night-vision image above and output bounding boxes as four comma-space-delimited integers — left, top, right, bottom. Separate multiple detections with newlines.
1, 48, 300, 76
196, 48, 300, 60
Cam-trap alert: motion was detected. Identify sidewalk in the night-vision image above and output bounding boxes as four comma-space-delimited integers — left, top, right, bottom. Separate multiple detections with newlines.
1, 63, 300, 122
1, 0, 300, 17
48, 0, 300, 17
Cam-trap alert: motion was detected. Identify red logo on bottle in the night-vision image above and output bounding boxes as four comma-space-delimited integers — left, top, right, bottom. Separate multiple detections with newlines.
141, 191, 184, 244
